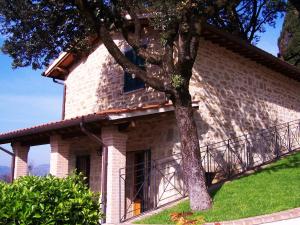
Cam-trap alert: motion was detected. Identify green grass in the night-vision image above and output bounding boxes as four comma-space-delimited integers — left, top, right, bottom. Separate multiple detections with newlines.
136, 151, 300, 224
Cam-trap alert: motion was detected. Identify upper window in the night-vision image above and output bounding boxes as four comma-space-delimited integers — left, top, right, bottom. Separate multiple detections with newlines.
124, 48, 145, 93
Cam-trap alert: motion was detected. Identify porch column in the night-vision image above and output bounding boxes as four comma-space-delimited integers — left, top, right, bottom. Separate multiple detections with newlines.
12, 142, 29, 179
102, 126, 127, 224
50, 135, 70, 178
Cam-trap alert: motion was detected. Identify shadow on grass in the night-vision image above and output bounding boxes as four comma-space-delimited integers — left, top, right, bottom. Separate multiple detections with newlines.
256, 153, 300, 173
208, 151, 300, 198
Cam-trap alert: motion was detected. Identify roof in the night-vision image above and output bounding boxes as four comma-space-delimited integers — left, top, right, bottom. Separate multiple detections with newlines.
202, 25, 300, 82
43, 24, 300, 82
43, 52, 75, 80
0, 103, 190, 146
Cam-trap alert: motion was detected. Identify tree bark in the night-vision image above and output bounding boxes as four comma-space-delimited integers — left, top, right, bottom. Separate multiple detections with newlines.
290, 0, 300, 13
172, 91, 212, 211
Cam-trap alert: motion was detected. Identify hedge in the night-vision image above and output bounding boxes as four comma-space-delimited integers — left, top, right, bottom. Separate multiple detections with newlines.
0, 174, 103, 225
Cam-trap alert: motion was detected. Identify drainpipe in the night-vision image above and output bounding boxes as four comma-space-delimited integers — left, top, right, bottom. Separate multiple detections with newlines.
80, 119, 107, 224
0, 146, 15, 183
100, 146, 108, 224
52, 78, 64, 85
52, 78, 66, 120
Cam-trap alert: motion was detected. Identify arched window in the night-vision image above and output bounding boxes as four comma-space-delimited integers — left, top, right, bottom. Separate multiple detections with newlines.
124, 48, 145, 92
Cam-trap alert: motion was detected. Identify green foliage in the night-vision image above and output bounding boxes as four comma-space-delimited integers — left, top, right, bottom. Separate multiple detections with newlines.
0, 0, 286, 70
0, 0, 92, 69
136, 151, 300, 224
171, 74, 185, 89
278, 1, 300, 67
210, 0, 286, 43
0, 174, 102, 225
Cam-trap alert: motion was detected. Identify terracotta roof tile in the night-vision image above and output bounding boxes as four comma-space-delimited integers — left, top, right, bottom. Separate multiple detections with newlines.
95, 102, 174, 115
0, 103, 180, 144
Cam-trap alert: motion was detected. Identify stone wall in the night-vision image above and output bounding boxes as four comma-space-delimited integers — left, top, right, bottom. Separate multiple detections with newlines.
120, 39, 300, 213
191, 39, 300, 145
124, 116, 183, 210
61, 37, 300, 218
122, 38, 300, 160
64, 36, 300, 134
64, 33, 166, 119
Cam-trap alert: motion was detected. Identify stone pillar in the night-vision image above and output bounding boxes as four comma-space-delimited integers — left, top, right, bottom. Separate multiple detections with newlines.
102, 126, 127, 224
50, 135, 70, 178
12, 142, 29, 179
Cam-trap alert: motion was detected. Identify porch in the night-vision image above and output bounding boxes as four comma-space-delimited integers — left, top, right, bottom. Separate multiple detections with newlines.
0, 103, 184, 224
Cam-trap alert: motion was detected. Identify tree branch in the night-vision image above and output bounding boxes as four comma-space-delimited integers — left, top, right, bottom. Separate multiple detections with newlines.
119, 1, 163, 65
247, 0, 263, 42
99, 25, 169, 93
74, 0, 99, 32
74, 0, 170, 93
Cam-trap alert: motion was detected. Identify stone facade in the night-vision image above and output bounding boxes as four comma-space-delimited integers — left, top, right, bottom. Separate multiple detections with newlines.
10, 35, 300, 222
64, 37, 300, 135
64, 34, 166, 119
191, 39, 300, 146
124, 115, 183, 210
46, 37, 300, 223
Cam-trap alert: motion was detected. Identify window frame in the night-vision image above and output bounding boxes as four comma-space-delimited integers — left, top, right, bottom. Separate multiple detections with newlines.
123, 47, 146, 93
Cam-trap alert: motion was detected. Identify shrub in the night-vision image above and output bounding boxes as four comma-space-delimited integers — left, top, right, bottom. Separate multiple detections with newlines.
0, 174, 103, 225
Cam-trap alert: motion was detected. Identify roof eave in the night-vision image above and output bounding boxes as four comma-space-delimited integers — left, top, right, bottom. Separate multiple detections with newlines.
43, 52, 74, 80
0, 114, 108, 145
0, 103, 200, 145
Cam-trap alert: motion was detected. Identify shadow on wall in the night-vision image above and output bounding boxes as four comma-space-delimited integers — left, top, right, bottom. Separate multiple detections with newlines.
120, 113, 210, 220
191, 40, 300, 174
96, 38, 166, 111
91, 37, 300, 220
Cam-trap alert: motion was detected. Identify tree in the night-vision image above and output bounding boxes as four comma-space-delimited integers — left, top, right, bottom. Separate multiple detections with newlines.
0, 174, 11, 183
210, 0, 285, 43
28, 160, 35, 175
289, 0, 300, 12
0, 0, 285, 211
278, 1, 300, 67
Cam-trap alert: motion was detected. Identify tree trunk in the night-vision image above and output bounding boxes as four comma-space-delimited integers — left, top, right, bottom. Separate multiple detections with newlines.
173, 92, 212, 211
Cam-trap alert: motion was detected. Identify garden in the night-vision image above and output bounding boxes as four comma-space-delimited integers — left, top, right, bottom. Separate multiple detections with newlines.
136, 151, 300, 224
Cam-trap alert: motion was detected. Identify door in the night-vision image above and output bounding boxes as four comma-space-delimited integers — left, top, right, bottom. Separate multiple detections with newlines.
76, 155, 91, 187
133, 150, 151, 215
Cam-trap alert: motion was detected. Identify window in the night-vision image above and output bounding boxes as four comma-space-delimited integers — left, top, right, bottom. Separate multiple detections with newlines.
124, 48, 145, 92
76, 155, 90, 186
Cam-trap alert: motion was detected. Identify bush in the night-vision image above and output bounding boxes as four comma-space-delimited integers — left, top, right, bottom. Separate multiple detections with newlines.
0, 174, 103, 225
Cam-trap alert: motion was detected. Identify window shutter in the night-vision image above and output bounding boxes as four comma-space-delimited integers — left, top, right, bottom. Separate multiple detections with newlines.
124, 48, 145, 92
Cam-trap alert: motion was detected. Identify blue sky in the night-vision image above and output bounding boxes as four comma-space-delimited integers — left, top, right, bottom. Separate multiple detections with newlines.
0, 17, 284, 167
0, 37, 63, 167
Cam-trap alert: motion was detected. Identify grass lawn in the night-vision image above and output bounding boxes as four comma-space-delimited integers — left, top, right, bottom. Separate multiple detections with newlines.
135, 151, 300, 224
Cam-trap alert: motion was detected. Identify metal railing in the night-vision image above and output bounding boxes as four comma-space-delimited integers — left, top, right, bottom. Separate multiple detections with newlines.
119, 119, 300, 222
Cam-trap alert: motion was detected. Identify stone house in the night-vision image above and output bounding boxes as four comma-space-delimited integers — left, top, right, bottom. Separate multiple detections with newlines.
1, 24, 300, 224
